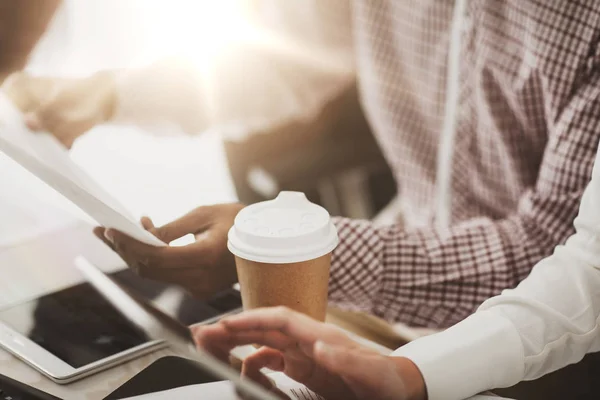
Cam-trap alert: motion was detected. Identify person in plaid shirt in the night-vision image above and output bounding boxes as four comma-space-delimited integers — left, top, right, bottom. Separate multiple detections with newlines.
7, 0, 600, 332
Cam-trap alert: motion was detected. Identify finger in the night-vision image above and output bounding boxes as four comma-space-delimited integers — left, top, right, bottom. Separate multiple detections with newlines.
106, 226, 224, 281
191, 324, 235, 361
243, 347, 285, 374
241, 349, 290, 400
140, 216, 155, 231
35, 101, 63, 133
242, 348, 284, 387
140, 217, 163, 241
247, 345, 353, 400
139, 236, 220, 272
24, 112, 43, 131
93, 226, 116, 252
63, 135, 76, 149
4, 73, 45, 112
26, 76, 62, 104
104, 229, 164, 274
31, 112, 72, 146
105, 229, 161, 255
228, 330, 298, 352
221, 307, 353, 347
193, 324, 297, 354
107, 239, 217, 284
237, 385, 290, 400
52, 123, 82, 149
155, 206, 216, 243
94, 227, 142, 272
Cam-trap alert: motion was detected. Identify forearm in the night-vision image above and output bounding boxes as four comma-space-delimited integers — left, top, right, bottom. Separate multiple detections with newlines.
109, 1, 355, 136
112, 47, 354, 137
111, 58, 208, 135
329, 207, 577, 328
329, 55, 600, 329
0, 0, 60, 81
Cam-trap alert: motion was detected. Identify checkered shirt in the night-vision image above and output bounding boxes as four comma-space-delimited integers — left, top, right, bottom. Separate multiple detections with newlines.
328, 0, 600, 328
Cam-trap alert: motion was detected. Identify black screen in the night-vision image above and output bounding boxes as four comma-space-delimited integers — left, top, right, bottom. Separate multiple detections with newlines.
0, 269, 241, 368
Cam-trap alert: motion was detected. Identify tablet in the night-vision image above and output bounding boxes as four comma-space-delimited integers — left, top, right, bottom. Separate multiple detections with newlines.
75, 256, 280, 400
0, 268, 242, 383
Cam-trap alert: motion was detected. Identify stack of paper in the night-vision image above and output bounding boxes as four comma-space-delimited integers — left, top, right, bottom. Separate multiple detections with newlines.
0, 92, 165, 247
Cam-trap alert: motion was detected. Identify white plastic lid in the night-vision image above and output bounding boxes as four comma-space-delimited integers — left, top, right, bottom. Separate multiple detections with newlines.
227, 191, 338, 264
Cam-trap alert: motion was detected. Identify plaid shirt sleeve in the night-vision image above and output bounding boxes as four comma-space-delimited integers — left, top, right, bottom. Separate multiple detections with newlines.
329, 73, 600, 329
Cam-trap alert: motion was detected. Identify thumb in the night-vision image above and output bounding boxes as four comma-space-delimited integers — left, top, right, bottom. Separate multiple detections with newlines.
154, 206, 214, 243
240, 348, 289, 400
24, 112, 43, 131
140, 216, 162, 240
140, 216, 155, 230
243, 347, 285, 378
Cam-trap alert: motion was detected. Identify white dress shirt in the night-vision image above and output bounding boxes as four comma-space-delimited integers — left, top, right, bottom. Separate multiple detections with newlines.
394, 141, 600, 399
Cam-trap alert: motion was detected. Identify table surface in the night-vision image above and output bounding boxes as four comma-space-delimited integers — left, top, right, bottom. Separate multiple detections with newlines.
0, 222, 187, 400
0, 222, 401, 400
0, 222, 516, 400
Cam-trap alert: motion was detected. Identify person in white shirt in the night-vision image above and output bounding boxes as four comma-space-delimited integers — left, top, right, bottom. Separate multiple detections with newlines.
192, 141, 600, 400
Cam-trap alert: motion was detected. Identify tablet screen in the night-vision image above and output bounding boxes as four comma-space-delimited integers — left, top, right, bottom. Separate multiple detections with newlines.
0, 269, 241, 368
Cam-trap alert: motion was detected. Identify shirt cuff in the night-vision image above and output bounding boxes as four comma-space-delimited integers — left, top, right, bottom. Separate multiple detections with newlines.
392, 311, 525, 400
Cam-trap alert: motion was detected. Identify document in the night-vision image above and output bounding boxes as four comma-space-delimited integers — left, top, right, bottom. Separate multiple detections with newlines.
122, 371, 325, 400
0, 179, 76, 247
122, 372, 505, 400
0, 93, 165, 247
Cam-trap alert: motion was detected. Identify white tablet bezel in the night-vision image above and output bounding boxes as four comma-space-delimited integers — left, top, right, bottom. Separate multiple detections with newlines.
0, 318, 165, 383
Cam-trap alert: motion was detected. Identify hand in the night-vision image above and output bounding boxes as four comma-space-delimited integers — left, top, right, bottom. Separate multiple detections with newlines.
3, 70, 116, 148
192, 307, 427, 400
94, 203, 245, 298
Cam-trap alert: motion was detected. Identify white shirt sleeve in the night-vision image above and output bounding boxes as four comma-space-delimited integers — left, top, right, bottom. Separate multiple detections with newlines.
112, 0, 354, 138
392, 142, 600, 400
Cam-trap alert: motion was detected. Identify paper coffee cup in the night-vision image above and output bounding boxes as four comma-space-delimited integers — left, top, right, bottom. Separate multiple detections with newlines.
227, 191, 338, 321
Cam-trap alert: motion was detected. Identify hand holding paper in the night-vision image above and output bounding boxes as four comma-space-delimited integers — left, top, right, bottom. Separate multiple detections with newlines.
3, 71, 116, 148
91, 204, 241, 298
0, 91, 165, 247
0, 91, 244, 299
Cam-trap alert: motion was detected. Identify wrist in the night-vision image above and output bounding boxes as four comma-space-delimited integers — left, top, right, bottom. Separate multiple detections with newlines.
393, 356, 427, 400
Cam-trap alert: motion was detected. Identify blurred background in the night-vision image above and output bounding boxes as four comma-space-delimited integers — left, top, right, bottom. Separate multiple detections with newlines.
1, 0, 395, 243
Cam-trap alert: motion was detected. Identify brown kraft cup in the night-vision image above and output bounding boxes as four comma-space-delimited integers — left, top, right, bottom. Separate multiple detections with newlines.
228, 192, 338, 321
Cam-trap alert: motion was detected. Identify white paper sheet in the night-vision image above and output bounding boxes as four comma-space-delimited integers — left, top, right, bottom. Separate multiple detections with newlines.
122, 371, 324, 400
0, 93, 165, 247
122, 372, 508, 400
0, 183, 76, 247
